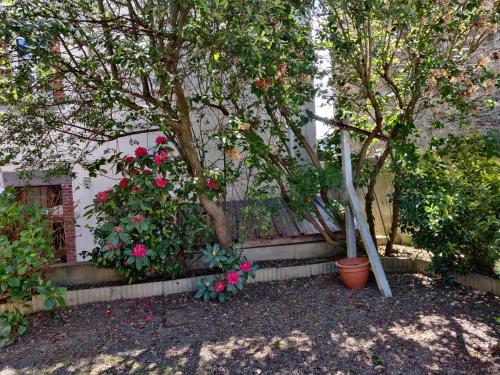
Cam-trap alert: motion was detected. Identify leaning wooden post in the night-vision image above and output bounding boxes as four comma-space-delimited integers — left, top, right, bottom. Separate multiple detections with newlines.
340, 130, 393, 298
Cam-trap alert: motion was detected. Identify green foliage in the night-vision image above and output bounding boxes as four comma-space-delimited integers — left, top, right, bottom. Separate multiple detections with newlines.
399, 133, 500, 277
0, 309, 27, 348
0, 188, 66, 346
195, 244, 258, 302
82, 140, 213, 283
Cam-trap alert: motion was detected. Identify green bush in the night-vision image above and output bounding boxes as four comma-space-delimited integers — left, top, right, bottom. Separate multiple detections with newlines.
399, 132, 500, 277
0, 188, 66, 346
83, 138, 214, 283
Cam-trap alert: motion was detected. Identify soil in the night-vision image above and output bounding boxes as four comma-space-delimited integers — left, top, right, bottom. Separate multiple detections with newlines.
1, 273, 498, 375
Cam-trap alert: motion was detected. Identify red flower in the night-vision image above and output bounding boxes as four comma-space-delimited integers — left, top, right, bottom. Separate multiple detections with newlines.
117, 242, 124, 248
226, 271, 240, 285
214, 280, 226, 293
155, 178, 168, 188
155, 136, 168, 145
119, 178, 128, 188
207, 178, 220, 190
135, 146, 148, 157
97, 190, 111, 205
239, 261, 252, 273
143, 169, 153, 174
124, 155, 134, 164
148, 268, 156, 275
132, 186, 140, 193
132, 243, 147, 257
115, 226, 123, 233
107, 243, 114, 250
154, 150, 168, 166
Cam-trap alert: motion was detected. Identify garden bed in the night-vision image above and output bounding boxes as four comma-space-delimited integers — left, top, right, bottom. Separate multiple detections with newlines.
0, 273, 498, 374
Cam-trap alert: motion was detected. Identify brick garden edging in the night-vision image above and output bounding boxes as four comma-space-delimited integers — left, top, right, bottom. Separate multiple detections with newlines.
1, 257, 498, 314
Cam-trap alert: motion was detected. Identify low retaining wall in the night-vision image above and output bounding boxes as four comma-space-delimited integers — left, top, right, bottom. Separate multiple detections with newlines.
2, 256, 498, 315
48, 240, 339, 286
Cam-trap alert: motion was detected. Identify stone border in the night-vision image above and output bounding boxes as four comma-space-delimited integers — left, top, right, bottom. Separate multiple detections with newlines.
2, 257, 498, 315
380, 257, 500, 296
1, 262, 337, 314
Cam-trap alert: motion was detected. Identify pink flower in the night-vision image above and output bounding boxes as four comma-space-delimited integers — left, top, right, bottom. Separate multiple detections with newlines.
239, 261, 252, 273
144, 315, 153, 321
143, 169, 153, 174
132, 243, 147, 257
124, 155, 134, 164
207, 178, 220, 191
131, 215, 145, 223
226, 271, 240, 285
155, 136, 168, 145
135, 146, 148, 157
214, 280, 226, 293
155, 178, 168, 188
107, 243, 114, 250
148, 268, 156, 275
154, 150, 168, 166
97, 190, 111, 205
119, 178, 128, 188
115, 226, 123, 233
132, 186, 140, 193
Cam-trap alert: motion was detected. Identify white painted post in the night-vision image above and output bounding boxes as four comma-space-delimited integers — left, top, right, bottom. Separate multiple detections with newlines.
345, 206, 357, 258
340, 130, 393, 298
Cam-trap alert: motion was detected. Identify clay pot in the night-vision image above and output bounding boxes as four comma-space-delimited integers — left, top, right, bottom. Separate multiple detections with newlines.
335, 257, 370, 290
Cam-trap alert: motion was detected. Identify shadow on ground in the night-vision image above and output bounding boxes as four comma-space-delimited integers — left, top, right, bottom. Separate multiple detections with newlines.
0, 274, 498, 374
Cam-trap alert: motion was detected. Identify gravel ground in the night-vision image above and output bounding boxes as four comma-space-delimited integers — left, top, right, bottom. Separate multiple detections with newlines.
0, 274, 498, 375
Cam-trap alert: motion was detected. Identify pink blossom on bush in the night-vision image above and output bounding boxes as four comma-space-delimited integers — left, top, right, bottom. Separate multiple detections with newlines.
115, 226, 123, 233
156, 136, 168, 145
97, 190, 111, 205
207, 178, 220, 190
154, 150, 168, 166
132, 186, 140, 193
155, 178, 168, 188
131, 215, 145, 223
132, 243, 147, 257
107, 243, 114, 250
239, 261, 251, 272
214, 280, 226, 292
119, 178, 128, 188
226, 271, 240, 285
124, 155, 134, 164
143, 168, 153, 174
135, 146, 148, 157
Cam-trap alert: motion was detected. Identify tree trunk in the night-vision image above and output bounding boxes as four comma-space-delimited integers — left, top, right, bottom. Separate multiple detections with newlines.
173, 80, 232, 249
385, 173, 402, 256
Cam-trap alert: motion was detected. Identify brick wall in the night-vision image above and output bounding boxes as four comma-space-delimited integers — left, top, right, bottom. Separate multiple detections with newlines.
61, 183, 77, 262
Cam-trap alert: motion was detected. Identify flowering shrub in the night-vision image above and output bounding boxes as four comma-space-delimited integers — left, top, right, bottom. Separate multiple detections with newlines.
83, 136, 213, 283
195, 244, 258, 302
0, 188, 66, 347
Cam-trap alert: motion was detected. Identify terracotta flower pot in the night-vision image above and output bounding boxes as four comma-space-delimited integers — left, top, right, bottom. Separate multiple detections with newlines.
335, 257, 370, 290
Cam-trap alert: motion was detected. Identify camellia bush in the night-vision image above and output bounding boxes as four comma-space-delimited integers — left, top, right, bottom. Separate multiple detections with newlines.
83, 136, 218, 283
399, 132, 500, 277
195, 244, 258, 302
0, 188, 66, 347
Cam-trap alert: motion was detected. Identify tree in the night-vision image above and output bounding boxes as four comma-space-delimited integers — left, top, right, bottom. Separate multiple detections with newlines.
0, 0, 283, 248
318, 0, 498, 254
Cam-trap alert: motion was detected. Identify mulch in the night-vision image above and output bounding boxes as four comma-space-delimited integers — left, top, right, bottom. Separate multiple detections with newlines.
0, 273, 498, 375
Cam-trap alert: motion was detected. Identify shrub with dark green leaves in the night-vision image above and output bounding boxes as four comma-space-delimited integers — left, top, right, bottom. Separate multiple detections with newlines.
83, 137, 214, 283
0, 188, 66, 346
399, 132, 500, 277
